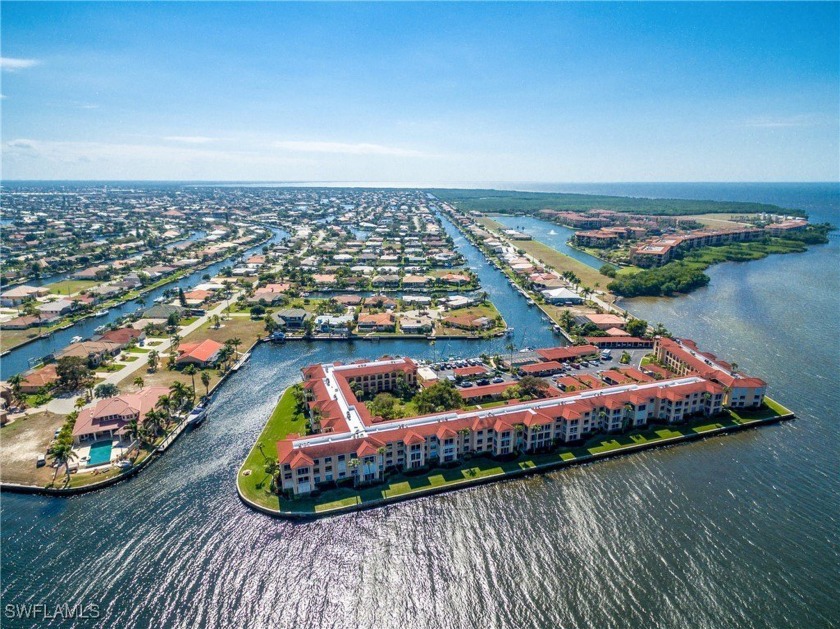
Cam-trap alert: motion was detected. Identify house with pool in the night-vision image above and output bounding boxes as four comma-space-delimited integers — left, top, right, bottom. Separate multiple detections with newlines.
72, 387, 169, 467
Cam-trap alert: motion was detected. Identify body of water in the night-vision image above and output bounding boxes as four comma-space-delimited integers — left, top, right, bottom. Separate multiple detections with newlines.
1, 183, 837, 629
491, 214, 606, 270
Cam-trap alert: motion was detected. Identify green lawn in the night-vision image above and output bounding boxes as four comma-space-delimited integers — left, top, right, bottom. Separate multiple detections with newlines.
238, 385, 307, 509
46, 279, 98, 295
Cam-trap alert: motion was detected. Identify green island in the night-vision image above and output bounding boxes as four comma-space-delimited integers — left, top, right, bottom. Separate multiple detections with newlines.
432, 188, 808, 217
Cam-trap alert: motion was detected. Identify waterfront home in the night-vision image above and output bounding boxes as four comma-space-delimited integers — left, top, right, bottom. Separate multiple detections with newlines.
57, 341, 122, 367
38, 299, 76, 316
0, 285, 49, 307
314, 314, 353, 334
356, 312, 396, 333
399, 315, 434, 334
541, 287, 583, 305
442, 314, 492, 331
143, 304, 184, 320
0, 313, 60, 330
97, 327, 146, 347
176, 339, 225, 367
273, 308, 311, 329
72, 387, 170, 445
19, 364, 60, 394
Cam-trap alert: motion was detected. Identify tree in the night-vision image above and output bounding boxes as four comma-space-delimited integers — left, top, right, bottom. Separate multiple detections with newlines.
7, 374, 24, 406
414, 380, 464, 414
625, 318, 648, 338
143, 409, 164, 439
169, 382, 191, 411
600, 264, 618, 278
518, 376, 550, 399
47, 441, 77, 486
133, 376, 144, 389
155, 395, 173, 426
56, 356, 93, 391
620, 351, 631, 364
367, 393, 401, 420
147, 350, 160, 372
125, 418, 142, 444
182, 364, 197, 399
94, 383, 119, 398
178, 287, 187, 307
200, 371, 211, 399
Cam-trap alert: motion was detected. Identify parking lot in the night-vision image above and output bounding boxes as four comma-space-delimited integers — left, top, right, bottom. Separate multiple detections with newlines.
422, 347, 653, 391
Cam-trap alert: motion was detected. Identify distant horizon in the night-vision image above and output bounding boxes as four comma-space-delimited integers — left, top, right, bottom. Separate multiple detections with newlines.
2, 179, 838, 185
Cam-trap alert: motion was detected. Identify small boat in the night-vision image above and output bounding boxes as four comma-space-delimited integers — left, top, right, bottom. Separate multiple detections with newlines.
94, 325, 107, 334
153, 297, 165, 304
269, 331, 286, 343
505, 327, 515, 336
93, 309, 109, 317
70, 336, 83, 343
186, 405, 207, 426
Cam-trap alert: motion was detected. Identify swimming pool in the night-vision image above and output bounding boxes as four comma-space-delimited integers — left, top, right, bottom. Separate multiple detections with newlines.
87, 441, 113, 467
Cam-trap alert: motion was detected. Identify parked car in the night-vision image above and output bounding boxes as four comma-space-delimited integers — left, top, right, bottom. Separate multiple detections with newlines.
36, 455, 46, 467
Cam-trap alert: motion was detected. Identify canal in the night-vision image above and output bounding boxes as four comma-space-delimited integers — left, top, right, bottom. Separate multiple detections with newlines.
492, 214, 607, 270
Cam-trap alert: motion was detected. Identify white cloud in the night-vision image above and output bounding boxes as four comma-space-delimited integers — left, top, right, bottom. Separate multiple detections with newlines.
163, 136, 217, 144
0, 57, 40, 72
274, 140, 425, 157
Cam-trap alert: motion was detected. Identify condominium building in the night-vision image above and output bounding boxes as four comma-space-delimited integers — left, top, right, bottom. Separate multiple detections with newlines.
274, 341, 758, 496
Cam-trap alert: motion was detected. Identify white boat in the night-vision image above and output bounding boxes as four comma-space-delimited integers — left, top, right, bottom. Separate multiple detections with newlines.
186, 405, 208, 426
153, 297, 165, 304
93, 309, 109, 317
94, 325, 107, 334
70, 336, 83, 343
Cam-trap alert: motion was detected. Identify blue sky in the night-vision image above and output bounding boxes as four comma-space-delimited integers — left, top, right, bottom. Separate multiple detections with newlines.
1, 2, 838, 182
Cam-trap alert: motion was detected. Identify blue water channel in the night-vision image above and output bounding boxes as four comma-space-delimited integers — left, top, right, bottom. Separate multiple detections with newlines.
492, 214, 607, 270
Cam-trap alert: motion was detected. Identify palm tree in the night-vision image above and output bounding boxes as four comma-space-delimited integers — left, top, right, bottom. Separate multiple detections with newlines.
7, 374, 23, 407
125, 418, 142, 443
169, 382, 190, 412
200, 371, 211, 399
182, 364, 197, 400
623, 403, 635, 430
598, 411, 609, 432
133, 376, 144, 389
47, 441, 77, 486
155, 395, 173, 427
147, 350, 159, 372
143, 409, 164, 439
348, 458, 361, 486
